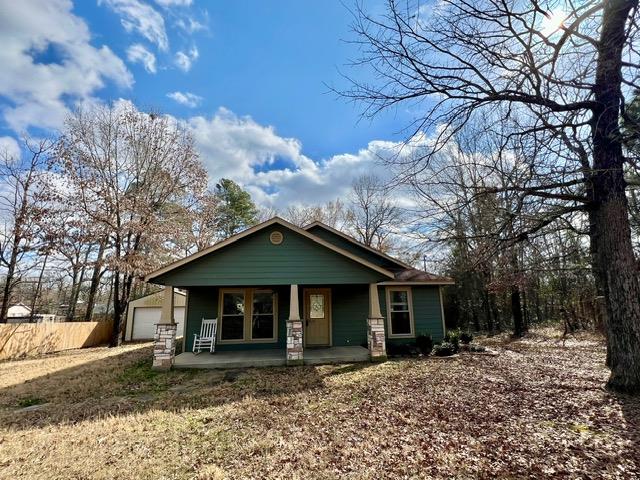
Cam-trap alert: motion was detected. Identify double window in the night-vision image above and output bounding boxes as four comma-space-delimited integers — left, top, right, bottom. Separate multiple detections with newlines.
386, 287, 414, 337
220, 289, 277, 343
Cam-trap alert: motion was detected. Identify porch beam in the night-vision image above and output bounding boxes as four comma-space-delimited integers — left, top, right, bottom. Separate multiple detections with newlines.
286, 284, 303, 366
289, 284, 301, 320
367, 283, 387, 362
368, 283, 383, 318
153, 285, 177, 371
160, 285, 175, 324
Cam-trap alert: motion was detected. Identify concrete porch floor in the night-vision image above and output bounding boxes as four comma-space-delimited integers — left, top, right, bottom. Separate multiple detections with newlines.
173, 346, 370, 369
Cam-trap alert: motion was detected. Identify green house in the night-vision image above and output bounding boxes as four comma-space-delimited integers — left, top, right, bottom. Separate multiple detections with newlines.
145, 217, 453, 370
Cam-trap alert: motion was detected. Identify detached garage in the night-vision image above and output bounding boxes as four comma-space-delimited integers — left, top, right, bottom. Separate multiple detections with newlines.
125, 290, 186, 341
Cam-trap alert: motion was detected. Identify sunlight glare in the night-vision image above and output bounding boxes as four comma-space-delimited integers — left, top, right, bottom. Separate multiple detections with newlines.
541, 9, 567, 37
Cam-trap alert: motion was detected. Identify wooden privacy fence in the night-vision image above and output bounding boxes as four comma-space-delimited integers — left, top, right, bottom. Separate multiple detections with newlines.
0, 321, 113, 361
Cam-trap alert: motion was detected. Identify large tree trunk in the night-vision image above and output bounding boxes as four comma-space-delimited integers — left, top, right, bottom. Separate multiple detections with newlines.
83, 239, 106, 322
0, 244, 20, 323
511, 285, 525, 337
110, 271, 123, 347
590, 0, 640, 393
66, 265, 81, 322
29, 252, 48, 323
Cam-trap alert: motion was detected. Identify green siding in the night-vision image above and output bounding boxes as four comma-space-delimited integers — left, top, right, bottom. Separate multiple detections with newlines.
306, 225, 403, 271
331, 284, 369, 347
184, 285, 289, 352
183, 287, 218, 353
156, 224, 389, 287
379, 285, 445, 344
183, 284, 445, 353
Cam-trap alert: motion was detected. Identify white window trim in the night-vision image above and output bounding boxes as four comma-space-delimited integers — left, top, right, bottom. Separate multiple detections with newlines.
218, 288, 278, 344
385, 286, 415, 338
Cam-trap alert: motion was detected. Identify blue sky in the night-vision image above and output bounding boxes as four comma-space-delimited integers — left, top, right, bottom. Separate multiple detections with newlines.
0, 0, 415, 208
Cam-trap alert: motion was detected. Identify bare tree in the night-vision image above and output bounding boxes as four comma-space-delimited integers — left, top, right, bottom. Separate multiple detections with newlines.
348, 174, 402, 251
55, 103, 207, 345
185, 191, 222, 252
83, 236, 108, 322
284, 199, 348, 228
0, 139, 52, 323
346, 0, 640, 392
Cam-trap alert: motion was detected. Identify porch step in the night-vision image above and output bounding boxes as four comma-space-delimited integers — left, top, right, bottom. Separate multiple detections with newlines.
304, 346, 369, 365
173, 346, 370, 369
174, 351, 286, 369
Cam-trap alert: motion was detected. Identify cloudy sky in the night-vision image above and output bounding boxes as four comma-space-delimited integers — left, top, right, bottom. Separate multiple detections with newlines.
0, 0, 419, 209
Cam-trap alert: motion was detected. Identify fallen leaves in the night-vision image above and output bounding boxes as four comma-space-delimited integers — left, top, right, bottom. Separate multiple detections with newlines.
0, 329, 638, 479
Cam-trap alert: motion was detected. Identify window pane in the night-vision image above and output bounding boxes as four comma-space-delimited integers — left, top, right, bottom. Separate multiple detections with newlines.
309, 294, 324, 319
252, 315, 274, 339
221, 315, 244, 340
390, 303, 409, 312
222, 292, 244, 340
391, 290, 408, 305
391, 311, 411, 335
253, 292, 274, 315
252, 292, 274, 339
223, 292, 244, 315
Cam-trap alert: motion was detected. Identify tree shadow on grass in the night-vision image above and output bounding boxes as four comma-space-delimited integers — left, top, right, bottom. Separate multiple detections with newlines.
0, 345, 375, 431
611, 391, 640, 465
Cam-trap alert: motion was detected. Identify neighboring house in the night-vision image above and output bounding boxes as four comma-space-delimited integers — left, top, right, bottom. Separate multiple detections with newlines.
7, 303, 31, 318
6, 303, 57, 323
144, 217, 453, 370
124, 290, 187, 341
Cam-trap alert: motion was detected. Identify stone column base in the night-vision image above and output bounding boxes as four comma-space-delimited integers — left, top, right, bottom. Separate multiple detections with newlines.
286, 319, 304, 366
152, 323, 177, 371
367, 317, 387, 362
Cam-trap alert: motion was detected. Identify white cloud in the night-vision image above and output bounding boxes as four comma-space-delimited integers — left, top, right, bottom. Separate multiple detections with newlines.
53, 100, 408, 211
167, 91, 202, 107
0, 0, 133, 132
175, 15, 208, 33
126, 43, 157, 73
185, 107, 403, 209
155, 0, 192, 6
99, 0, 169, 51
0, 136, 21, 160
174, 46, 199, 72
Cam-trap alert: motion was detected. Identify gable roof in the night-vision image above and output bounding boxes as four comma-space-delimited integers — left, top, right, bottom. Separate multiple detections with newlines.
131, 289, 186, 303
303, 221, 413, 270
145, 217, 395, 283
382, 268, 455, 285
304, 221, 454, 285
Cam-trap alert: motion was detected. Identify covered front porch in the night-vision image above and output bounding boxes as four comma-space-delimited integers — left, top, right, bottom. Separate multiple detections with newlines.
173, 346, 370, 369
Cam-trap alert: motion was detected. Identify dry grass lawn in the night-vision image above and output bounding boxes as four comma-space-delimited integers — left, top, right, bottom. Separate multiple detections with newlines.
0, 330, 639, 479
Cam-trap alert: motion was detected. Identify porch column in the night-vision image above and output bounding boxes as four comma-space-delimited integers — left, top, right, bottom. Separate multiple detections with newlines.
367, 283, 387, 362
152, 285, 177, 371
286, 284, 304, 365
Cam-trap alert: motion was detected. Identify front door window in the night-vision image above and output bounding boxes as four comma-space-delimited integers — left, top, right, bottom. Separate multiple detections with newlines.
309, 294, 324, 319
305, 289, 330, 346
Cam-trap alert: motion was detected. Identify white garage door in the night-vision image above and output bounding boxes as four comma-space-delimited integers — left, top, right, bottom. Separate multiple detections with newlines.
132, 306, 185, 340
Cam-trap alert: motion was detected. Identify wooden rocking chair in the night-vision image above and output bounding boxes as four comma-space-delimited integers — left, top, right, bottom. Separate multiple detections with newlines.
193, 318, 218, 354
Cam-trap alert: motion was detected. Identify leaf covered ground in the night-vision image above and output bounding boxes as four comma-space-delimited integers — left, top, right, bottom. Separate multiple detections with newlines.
0, 329, 638, 479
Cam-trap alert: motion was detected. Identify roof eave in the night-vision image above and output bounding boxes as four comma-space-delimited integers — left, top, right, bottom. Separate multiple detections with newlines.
145, 217, 395, 283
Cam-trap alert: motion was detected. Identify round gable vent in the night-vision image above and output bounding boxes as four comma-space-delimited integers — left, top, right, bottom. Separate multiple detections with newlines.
270, 231, 284, 245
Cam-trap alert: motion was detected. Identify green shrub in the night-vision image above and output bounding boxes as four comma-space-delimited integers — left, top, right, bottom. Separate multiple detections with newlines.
432, 342, 457, 357
459, 331, 474, 344
444, 330, 460, 352
17, 397, 44, 408
415, 333, 433, 355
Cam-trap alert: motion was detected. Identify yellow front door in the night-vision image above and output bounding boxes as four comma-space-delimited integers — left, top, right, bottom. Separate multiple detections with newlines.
304, 288, 331, 346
